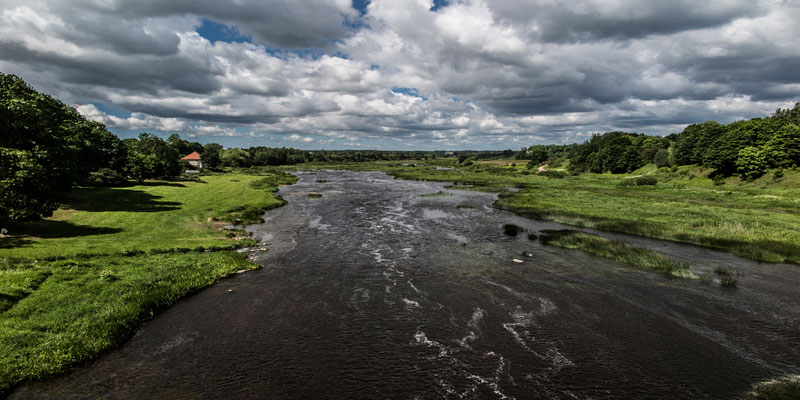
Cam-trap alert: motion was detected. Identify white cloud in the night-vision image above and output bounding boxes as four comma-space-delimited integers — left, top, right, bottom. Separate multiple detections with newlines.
3, 0, 799, 148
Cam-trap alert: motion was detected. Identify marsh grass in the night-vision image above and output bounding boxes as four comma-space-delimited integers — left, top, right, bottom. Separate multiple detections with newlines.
419, 191, 452, 198
720, 276, 738, 288
742, 374, 800, 399
539, 229, 696, 279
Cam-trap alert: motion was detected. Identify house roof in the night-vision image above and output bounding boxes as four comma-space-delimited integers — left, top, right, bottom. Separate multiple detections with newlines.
181, 151, 202, 160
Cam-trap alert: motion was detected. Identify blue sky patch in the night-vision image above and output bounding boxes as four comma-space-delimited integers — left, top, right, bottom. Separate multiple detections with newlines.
392, 87, 427, 101
196, 18, 252, 44
352, 0, 370, 16
430, 0, 449, 12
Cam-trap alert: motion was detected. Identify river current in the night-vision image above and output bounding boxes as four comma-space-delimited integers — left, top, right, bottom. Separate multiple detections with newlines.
12, 170, 800, 399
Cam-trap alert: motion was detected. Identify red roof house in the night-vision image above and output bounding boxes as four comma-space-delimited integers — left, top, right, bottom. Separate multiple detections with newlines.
180, 151, 204, 169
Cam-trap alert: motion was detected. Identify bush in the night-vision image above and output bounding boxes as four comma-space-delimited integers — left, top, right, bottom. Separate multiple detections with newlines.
620, 176, 657, 186
773, 169, 784, 180
635, 176, 657, 185
736, 146, 768, 180
86, 168, 126, 187
538, 170, 566, 179
240, 205, 264, 222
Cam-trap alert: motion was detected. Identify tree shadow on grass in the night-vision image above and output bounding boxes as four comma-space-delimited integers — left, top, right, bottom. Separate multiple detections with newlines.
69, 188, 182, 212
2, 220, 123, 243
132, 181, 188, 187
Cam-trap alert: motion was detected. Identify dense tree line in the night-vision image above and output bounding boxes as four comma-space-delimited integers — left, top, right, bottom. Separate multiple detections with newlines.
521, 102, 800, 178
0, 74, 225, 221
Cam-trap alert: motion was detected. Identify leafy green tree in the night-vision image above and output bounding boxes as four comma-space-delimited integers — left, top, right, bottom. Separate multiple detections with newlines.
167, 134, 203, 157
0, 148, 57, 221
653, 148, 671, 168
220, 148, 251, 167
1, 74, 123, 189
202, 143, 223, 169
764, 124, 800, 168
736, 146, 768, 180
774, 102, 800, 125
125, 134, 181, 182
526, 147, 548, 168
674, 121, 723, 165
639, 136, 669, 163
703, 118, 785, 174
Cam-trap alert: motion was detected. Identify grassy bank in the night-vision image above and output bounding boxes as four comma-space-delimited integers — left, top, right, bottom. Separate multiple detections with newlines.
538, 229, 697, 279
0, 170, 295, 394
743, 375, 800, 399
294, 161, 800, 264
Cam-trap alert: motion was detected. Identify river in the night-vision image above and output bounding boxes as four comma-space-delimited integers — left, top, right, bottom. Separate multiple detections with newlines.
11, 170, 800, 399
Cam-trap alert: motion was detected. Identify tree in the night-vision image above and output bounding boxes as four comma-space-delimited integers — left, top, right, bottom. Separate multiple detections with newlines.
639, 136, 669, 163
774, 102, 800, 125
653, 148, 671, 168
220, 148, 251, 168
674, 121, 723, 165
202, 143, 223, 169
1, 73, 126, 220
1, 73, 123, 189
764, 124, 800, 168
0, 148, 57, 221
526, 147, 548, 168
736, 146, 767, 180
125, 134, 181, 182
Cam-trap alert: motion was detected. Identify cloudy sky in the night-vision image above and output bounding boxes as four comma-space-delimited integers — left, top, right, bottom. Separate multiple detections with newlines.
1, 0, 798, 150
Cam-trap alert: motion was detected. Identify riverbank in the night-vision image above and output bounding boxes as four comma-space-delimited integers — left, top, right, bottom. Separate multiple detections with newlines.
0, 170, 295, 394
290, 160, 800, 264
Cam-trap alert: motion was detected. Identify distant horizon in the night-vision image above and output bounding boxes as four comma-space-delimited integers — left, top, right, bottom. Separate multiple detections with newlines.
2, 0, 798, 150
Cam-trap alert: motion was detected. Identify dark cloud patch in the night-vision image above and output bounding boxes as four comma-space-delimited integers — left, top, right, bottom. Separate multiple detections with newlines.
86, 0, 357, 49
489, 0, 761, 43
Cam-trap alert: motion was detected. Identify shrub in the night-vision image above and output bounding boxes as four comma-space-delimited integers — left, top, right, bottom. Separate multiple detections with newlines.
620, 176, 657, 186
86, 168, 126, 187
240, 205, 264, 222
538, 170, 566, 179
736, 146, 768, 180
635, 176, 657, 185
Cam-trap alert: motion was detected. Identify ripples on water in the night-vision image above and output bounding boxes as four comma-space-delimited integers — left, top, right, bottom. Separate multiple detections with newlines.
12, 171, 800, 399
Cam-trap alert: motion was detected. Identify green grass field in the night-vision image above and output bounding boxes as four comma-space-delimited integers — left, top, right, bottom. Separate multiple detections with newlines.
1, 172, 293, 260
0, 170, 295, 394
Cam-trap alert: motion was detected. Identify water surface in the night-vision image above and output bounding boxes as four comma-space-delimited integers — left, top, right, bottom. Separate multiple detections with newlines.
12, 171, 800, 399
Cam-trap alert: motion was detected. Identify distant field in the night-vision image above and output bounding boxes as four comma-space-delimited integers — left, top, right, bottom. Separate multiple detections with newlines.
0, 170, 294, 394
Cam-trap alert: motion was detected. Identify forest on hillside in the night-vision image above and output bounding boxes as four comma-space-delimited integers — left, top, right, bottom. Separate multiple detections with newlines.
2, 72, 799, 222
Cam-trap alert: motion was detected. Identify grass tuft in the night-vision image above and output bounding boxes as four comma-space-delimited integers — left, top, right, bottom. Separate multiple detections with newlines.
539, 229, 696, 279
419, 191, 452, 198
742, 374, 800, 399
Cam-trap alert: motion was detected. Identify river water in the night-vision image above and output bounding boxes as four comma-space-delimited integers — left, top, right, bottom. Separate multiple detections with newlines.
12, 170, 800, 399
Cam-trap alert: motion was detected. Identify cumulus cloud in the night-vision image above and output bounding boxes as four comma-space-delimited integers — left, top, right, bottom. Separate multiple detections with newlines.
1, 0, 798, 149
